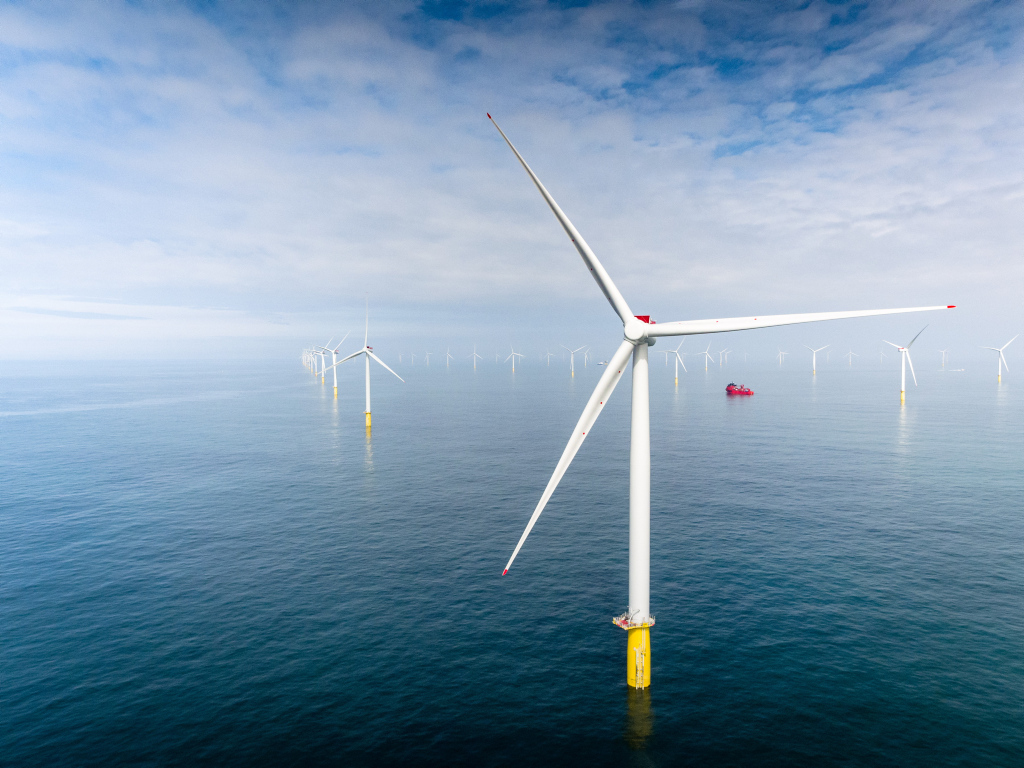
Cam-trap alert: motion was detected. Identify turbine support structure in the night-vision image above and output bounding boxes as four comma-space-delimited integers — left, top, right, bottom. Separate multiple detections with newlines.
623, 341, 653, 687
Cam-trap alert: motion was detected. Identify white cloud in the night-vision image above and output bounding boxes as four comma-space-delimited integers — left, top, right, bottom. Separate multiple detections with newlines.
0, 0, 1021, 359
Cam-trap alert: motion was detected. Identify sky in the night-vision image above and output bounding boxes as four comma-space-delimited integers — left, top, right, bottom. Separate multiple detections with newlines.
0, 0, 1021, 363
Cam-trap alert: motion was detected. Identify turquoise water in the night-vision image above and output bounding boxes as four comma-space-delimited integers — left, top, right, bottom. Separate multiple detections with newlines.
2, 360, 1022, 765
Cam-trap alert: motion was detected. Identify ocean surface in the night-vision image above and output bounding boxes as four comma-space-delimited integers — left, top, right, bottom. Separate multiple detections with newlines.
2, 356, 1022, 766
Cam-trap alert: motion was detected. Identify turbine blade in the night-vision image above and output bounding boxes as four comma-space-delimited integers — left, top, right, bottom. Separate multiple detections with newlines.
1000, 351, 1010, 372
321, 349, 364, 373
906, 325, 928, 349
367, 350, 405, 382
647, 306, 954, 338
883, 341, 901, 349
488, 115, 634, 324
333, 331, 350, 352
1003, 335, 1019, 351
906, 351, 918, 386
502, 339, 634, 575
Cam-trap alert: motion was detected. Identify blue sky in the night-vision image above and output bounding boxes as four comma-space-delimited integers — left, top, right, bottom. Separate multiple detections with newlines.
0, 0, 1021, 361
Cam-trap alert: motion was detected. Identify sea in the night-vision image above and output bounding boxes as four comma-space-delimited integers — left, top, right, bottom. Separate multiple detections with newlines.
2, 356, 1022, 766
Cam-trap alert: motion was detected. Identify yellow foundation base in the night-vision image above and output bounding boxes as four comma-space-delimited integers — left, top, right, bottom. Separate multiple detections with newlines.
998, 375, 1002, 383
365, 412, 371, 428
674, 377, 678, 386
334, 386, 338, 398
627, 625, 651, 689
900, 390, 905, 403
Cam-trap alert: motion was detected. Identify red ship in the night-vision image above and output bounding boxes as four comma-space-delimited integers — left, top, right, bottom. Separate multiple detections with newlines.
726, 382, 754, 396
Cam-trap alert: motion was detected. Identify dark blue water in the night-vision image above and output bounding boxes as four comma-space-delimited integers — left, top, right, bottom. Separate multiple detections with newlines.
3, 359, 1022, 766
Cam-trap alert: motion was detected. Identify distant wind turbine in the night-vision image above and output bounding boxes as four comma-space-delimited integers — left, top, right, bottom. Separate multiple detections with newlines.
318, 333, 350, 398
883, 326, 927, 403
320, 305, 404, 429
939, 349, 949, 370
470, 345, 483, 370
506, 345, 524, 373
446, 347, 454, 368
981, 335, 1017, 382
844, 349, 858, 367
776, 349, 789, 367
668, 341, 686, 385
700, 343, 714, 372
804, 344, 829, 375
561, 345, 587, 377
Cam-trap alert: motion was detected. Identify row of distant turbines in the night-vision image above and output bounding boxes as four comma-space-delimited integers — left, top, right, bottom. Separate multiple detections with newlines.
304, 330, 1016, 424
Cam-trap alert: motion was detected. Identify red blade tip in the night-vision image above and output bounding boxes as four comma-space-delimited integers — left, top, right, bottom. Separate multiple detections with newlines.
502, 569, 508, 575
947, 305, 956, 308
487, 113, 491, 119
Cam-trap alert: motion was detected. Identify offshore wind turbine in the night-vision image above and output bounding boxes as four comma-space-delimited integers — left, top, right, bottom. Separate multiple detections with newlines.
776, 349, 789, 367
424, 352, 432, 366
489, 113, 955, 690
321, 308, 404, 429
562, 345, 587, 377
319, 333, 350, 398
317, 338, 333, 384
884, 326, 927, 403
470, 346, 483, 370
669, 341, 686, 385
804, 344, 829, 375
446, 348, 454, 369
506, 345, 524, 373
700, 343, 714, 372
544, 351, 556, 366
981, 336, 1017, 382
844, 349, 858, 367
939, 349, 949, 369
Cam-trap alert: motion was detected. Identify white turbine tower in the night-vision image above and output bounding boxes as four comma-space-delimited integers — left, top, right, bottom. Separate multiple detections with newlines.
669, 341, 686, 385
320, 307, 404, 429
981, 336, 1017, 382
318, 333, 350, 398
446, 347, 454, 369
804, 344, 829, 375
883, 326, 927, 403
317, 338, 333, 384
506, 346, 524, 373
489, 114, 955, 690
562, 345, 587, 377
470, 346, 483, 370
700, 343, 714, 372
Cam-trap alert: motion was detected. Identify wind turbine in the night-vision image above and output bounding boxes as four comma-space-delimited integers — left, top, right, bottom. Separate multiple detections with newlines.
717, 348, 729, 367
883, 326, 927, 403
424, 352, 432, 366
489, 114, 955, 690
844, 349, 858, 367
939, 349, 948, 370
668, 341, 686, 385
317, 338, 333, 384
506, 345, 524, 373
320, 306, 404, 429
982, 336, 1017, 382
562, 345, 587, 377
318, 333, 350, 398
446, 347, 454, 369
544, 351, 556, 366
776, 349, 789, 367
700, 343, 714, 371
584, 349, 591, 368
470, 345, 483, 370
804, 344, 829, 375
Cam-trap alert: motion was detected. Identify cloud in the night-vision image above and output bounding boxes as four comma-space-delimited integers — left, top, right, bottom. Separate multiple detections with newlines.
0, 0, 1021, 358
